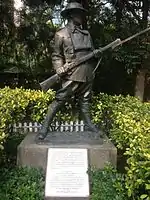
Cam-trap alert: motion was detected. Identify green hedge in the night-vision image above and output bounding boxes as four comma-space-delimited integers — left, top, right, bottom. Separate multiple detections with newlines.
0, 167, 44, 200
90, 165, 127, 200
0, 87, 55, 149
92, 94, 150, 200
0, 87, 150, 199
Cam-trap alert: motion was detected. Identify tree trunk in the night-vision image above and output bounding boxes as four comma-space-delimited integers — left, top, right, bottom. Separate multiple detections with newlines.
142, 0, 149, 28
144, 73, 150, 102
135, 69, 146, 101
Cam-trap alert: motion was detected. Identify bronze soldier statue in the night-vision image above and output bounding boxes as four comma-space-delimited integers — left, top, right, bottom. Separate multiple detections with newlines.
38, 1, 103, 140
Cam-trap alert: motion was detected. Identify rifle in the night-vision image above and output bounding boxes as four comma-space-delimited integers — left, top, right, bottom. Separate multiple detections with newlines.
40, 26, 150, 92
40, 39, 121, 91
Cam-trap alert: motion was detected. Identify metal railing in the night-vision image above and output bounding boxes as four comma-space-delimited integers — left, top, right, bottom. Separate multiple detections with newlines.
12, 120, 85, 133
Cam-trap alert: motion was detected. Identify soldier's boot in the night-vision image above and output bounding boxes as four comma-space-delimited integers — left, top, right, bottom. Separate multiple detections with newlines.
37, 100, 63, 140
80, 101, 104, 138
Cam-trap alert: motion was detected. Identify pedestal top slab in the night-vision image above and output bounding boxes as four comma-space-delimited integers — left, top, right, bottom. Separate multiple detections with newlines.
35, 131, 103, 145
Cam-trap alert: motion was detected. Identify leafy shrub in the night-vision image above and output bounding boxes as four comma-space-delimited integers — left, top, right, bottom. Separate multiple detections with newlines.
0, 167, 44, 200
92, 94, 150, 200
1, 133, 25, 167
90, 165, 127, 200
0, 87, 55, 150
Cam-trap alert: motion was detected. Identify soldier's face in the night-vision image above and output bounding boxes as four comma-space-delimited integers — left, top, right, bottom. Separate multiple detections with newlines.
71, 11, 85, 25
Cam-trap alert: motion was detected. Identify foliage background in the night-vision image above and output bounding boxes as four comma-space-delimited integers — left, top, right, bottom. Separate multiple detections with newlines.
0, 0, 150, 98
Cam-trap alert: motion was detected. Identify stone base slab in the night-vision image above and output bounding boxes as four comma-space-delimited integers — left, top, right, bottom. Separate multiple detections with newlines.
17, 132, 117, 170
35, 131, 103, 145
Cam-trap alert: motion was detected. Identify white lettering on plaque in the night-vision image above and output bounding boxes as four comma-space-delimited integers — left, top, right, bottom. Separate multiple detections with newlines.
45, 148, 89, 197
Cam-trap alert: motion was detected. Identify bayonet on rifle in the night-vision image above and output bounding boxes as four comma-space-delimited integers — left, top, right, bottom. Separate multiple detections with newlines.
112, 26, 150, 49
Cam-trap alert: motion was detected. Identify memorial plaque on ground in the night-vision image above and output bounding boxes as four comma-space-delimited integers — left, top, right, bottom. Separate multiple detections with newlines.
45, 148, 89, 200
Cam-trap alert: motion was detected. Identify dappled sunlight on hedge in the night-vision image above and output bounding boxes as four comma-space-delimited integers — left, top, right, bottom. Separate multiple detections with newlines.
0, 87, 55, 149
92, 94, 150, 200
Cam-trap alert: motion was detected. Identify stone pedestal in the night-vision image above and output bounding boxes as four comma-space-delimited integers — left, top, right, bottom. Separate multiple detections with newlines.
17, 132, 117, 170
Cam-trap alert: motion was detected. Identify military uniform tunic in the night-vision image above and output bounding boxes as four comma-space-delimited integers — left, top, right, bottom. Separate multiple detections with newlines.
51, 22, 96, 102
52, 22, 95, 83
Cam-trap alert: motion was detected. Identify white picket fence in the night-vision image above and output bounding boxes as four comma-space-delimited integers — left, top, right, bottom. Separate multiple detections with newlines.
12, 120, 85, 133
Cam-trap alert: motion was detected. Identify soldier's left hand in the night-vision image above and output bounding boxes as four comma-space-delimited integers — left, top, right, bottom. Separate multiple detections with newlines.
56, 67, 66, 76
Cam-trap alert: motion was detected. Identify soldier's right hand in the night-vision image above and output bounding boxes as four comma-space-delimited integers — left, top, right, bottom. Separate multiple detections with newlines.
56, 67, 66, 77
93, 49, 102, 58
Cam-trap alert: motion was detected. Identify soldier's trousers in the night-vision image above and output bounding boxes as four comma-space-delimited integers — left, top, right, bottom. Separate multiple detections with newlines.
56, 80, 92, 103
38, 79, 100, 140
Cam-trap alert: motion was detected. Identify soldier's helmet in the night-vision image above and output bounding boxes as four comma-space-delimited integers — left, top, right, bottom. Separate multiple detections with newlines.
61, 1, 88, 18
